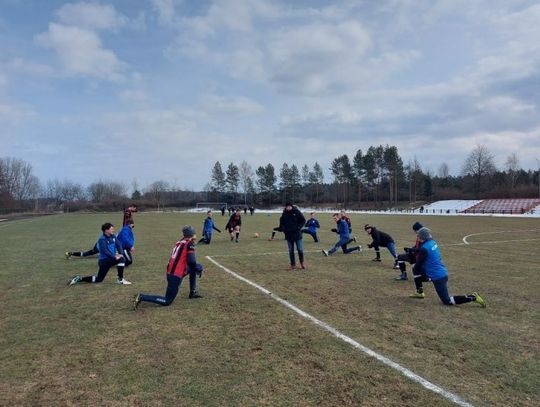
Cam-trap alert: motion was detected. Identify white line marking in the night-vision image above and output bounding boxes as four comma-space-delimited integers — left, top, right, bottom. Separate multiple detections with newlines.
462, 229, 540, 245
206, 255, 475, 407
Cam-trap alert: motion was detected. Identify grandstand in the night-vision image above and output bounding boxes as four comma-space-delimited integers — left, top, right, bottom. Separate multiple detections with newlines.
463, 199, 540, 214
420, 200, 481, 214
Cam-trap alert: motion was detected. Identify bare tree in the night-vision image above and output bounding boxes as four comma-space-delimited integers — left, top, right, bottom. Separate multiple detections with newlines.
239, 161, 254, 204
438, 162, 449, 178
462, 145, 496, 197
0, 157, 40, 202
505, 153, 520, 194
88, 181, 127, 202
147, 180, 169, 211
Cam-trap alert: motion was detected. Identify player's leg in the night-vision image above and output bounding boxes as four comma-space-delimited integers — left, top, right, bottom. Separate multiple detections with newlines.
138, 274, 182, 306
410, 268, 428, 298
287, 240, 296, 268
297, 238, 305, 268
387, 242, 399, 268
396, 253, 409, 280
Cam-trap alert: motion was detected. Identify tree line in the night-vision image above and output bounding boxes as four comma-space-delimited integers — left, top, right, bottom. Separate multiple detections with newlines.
1, 144, 539, 213
207, 144, 539, 207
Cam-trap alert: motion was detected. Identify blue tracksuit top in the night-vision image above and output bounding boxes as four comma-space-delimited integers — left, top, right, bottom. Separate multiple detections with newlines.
336, 219, 350, 240
305, 218, 320, 233
415, 239, 448, 281
97, 233, 122, 260
117, 226, 135, 250
203, 217, 218, 234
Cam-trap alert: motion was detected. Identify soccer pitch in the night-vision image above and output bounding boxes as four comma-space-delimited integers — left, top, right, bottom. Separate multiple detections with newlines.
0, 212, 538, 406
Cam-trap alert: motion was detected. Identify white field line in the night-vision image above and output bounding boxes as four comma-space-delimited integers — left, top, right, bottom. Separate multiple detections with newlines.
0, 217, 40, 229
206, 255, 475, 407
462, 229, 540, 245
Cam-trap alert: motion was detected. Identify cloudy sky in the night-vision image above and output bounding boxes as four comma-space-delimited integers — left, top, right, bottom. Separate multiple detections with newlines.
1, 0, 539, 191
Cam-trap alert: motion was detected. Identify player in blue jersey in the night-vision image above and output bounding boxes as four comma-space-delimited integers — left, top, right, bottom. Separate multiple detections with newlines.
117, 219, 136, 280
409, 227, 486, 307
301, 212, 320, 242
322, 213, 361, 256
68, 222, 131, 286
198, 211, 221, 244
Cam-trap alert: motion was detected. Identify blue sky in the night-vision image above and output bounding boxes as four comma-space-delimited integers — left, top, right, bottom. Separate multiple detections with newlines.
1, 0, 539, 191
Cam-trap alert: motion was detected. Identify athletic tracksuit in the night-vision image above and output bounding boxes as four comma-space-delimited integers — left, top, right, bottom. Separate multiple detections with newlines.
328, 219, 361, 255
80, 233, 125, 283
367, 227, 398, 262
396, 237, 421, 279
199, 217, 221, 244
138, 237, 201, 305
302, 218, 320, 242
413, 238, 477, 305
117, 225, 135, 275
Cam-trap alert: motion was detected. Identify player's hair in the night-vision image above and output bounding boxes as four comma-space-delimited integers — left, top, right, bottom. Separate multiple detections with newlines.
101, 222, 114, 232
333, 213, 340, 217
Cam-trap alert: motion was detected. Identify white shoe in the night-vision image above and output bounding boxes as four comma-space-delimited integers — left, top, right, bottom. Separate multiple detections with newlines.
117, 278, 132, 285
322, 249, 329, 257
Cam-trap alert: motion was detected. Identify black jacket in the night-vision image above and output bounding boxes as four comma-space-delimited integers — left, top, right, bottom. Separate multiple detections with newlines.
368, 227, 394, 249
279, 207, 306, 241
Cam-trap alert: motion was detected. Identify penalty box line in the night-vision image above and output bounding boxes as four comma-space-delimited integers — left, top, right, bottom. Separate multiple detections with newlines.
206, 255, 475, 407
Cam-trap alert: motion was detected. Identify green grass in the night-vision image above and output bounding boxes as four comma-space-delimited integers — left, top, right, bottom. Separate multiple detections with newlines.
0, 212, 538, 406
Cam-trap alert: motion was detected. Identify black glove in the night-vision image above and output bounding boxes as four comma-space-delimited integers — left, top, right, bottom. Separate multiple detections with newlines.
331, 228, 337, 233
216, 228, 221, 233
367, 243, 373, 249
404, 247, 410, 253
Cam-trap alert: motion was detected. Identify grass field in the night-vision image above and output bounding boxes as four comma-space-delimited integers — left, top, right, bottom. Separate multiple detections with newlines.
0, 211, 538, 406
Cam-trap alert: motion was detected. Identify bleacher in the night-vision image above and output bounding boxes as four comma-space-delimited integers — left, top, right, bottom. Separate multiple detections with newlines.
420, 200, 481, 214
463, 199, 540, 214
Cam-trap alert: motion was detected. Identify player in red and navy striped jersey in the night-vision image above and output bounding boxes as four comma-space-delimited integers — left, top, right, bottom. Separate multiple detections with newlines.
133, 225, 203, 309
122, 205, 137, 226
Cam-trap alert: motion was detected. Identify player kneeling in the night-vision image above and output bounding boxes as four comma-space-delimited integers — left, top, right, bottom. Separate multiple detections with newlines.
134, 225, 203, 310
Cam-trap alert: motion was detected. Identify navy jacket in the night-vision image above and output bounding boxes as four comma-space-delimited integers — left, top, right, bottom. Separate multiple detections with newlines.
279, 207, 306, 241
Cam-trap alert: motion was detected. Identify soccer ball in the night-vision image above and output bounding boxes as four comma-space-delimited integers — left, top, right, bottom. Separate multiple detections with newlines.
253, 232, 260, 238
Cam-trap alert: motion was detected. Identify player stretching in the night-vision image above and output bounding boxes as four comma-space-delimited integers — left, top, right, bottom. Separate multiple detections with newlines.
409, 227, 486, 307
68, 222, 131, 285
322, 213, 362, 256
301, 212, 320, 242
364, 224, 398, 266
198, 210, 221, 244
134, 226, 203, 309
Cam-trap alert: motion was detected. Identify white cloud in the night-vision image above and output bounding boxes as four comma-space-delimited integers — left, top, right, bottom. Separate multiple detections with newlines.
0, 102, 36, 125
151, 0, 177, 26
56, 1, 128, 31
119, 89, 149, 103
198, 93, 264, 115
4, 58, 55, 77
35, 23, 127, 81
